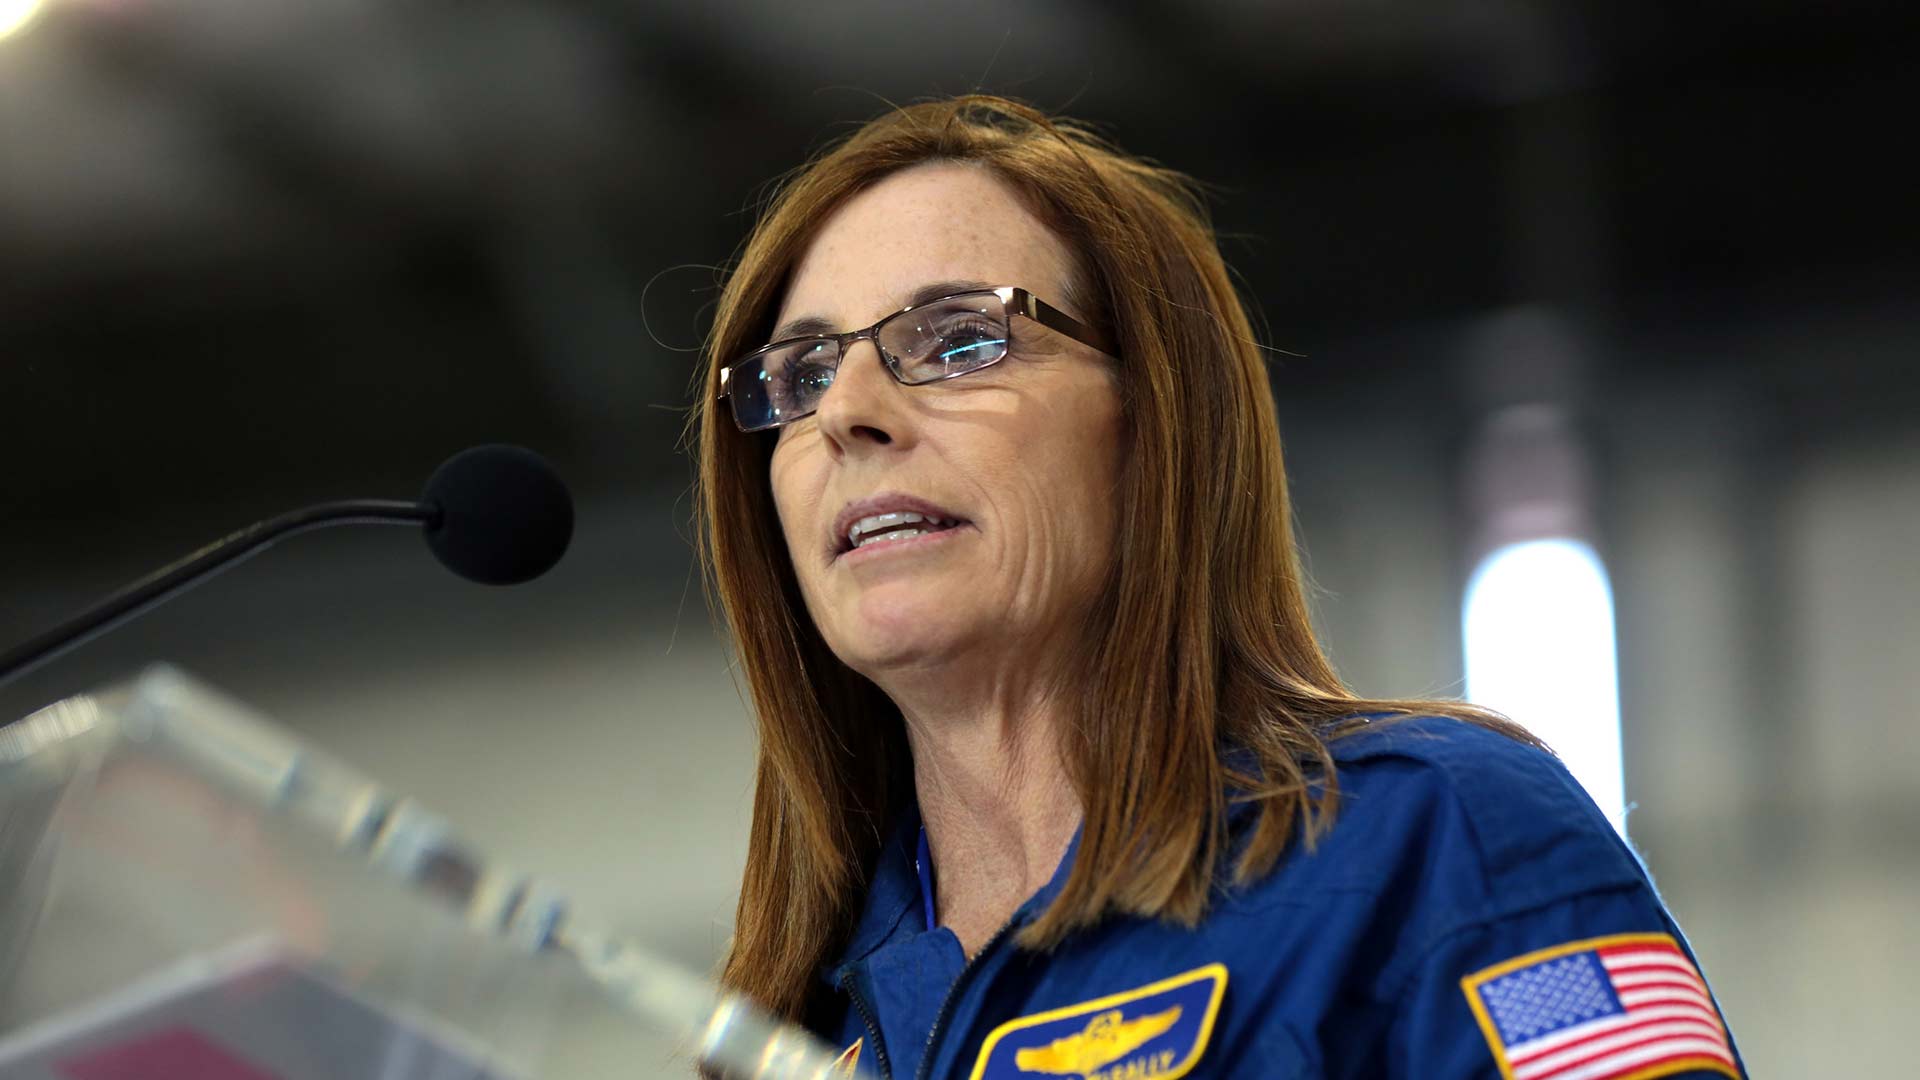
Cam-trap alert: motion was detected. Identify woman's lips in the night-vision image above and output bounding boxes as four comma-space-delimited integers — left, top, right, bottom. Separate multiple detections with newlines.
828, 492, 970, 559
836, 521, 972, 564
846, 509, 956, 548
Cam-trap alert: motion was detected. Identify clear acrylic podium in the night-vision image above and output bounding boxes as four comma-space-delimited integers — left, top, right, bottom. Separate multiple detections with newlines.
0, 667, 853, 1079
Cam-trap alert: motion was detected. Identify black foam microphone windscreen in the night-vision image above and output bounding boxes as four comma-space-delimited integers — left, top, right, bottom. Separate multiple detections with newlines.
421, 445, 574, 586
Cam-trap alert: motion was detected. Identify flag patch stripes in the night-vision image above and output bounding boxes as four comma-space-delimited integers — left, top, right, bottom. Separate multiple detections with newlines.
1460, 932, 1738, 1080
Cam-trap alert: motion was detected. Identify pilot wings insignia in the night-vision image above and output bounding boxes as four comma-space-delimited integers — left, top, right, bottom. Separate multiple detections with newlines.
966, 963, 1227, 1080
1013, 1006, 1182, 1075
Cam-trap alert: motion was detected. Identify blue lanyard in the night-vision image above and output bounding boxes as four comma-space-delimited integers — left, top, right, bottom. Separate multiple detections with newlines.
915, 825, 937, 931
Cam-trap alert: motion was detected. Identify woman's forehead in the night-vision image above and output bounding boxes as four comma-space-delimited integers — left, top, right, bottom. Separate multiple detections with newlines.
775, 163, 1076, 331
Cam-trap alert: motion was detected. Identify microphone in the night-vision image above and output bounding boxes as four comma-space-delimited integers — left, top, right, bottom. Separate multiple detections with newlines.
421, 444, 575, 586
0, 445, 574, 687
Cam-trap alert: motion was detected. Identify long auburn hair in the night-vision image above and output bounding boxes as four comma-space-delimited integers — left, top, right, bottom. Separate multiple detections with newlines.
693, 95, 1536, 1021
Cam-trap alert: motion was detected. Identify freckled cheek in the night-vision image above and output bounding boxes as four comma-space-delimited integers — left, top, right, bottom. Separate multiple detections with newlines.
768, 446, 826, 570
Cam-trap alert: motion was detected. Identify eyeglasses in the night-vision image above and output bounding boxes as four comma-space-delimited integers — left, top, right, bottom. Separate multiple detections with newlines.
717, 286, 1115, 433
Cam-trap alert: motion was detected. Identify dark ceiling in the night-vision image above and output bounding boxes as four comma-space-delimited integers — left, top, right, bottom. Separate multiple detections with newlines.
2, 0, 1914, 572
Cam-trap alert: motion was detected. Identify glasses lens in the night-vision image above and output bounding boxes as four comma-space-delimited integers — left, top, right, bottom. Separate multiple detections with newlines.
729, 339, 839, 431
879, 293, 1010, 384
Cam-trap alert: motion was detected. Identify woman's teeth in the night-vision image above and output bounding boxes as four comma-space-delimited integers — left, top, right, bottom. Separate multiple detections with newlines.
847, 511, 954, 549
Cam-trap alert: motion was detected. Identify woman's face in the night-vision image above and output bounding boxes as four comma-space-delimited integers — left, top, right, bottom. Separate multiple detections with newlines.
767, 162, 1124, 691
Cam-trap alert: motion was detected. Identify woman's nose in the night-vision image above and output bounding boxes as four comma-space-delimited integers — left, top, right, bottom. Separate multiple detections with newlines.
813, 339, 913, 455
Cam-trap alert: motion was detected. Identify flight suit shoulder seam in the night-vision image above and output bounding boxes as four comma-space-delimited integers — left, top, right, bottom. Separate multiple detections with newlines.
1376, 879, 1652, 1003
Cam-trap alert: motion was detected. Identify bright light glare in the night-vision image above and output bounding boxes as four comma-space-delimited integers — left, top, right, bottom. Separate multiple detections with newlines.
1464, 539, 1626, 832
0, 0, 42, 40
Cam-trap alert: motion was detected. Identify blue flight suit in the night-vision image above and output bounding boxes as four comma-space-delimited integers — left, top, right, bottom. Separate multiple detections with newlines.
817, 716, 1747, 1079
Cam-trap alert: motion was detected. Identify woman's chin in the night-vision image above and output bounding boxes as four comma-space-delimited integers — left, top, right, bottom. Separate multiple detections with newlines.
833, 593, 991, 675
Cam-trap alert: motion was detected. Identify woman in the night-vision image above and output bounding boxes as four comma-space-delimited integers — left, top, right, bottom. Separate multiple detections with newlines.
695, 96, 1744, 1080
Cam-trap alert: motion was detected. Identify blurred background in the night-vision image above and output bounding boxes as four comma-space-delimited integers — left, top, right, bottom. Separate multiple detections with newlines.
2, 0, 1914, 1073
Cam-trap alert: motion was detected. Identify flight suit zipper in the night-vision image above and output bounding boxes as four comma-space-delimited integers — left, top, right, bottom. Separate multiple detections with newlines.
839, 970, 893, 1080
913, 917, 1021, 1080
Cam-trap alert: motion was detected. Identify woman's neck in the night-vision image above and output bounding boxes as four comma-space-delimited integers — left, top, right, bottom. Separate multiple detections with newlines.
899, 690, 1082, 958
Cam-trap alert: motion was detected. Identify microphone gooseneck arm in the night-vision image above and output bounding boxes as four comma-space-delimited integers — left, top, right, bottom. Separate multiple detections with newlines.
0, 500, 438, 688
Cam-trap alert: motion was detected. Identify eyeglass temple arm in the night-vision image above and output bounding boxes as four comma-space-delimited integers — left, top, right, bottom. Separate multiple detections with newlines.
1014, 289, 1117, 357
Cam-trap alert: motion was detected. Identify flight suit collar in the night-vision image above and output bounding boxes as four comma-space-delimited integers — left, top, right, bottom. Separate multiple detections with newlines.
821, 800, 1083, 987
823, 809, 924, 985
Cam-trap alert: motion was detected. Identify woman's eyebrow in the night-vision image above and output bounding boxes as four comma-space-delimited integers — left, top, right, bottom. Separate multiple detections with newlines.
767, 279, 994, 343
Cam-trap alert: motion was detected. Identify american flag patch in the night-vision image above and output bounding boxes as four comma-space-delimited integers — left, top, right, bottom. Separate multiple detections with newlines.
1460, 932, 1738, 1080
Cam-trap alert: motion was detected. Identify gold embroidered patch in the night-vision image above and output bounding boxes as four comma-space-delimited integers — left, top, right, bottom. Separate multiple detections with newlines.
967, 964, 1227, 1080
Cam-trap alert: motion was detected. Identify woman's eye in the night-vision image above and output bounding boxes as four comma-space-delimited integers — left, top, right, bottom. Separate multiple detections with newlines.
778, 360, 835, 404
931, 319, 1006, 364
